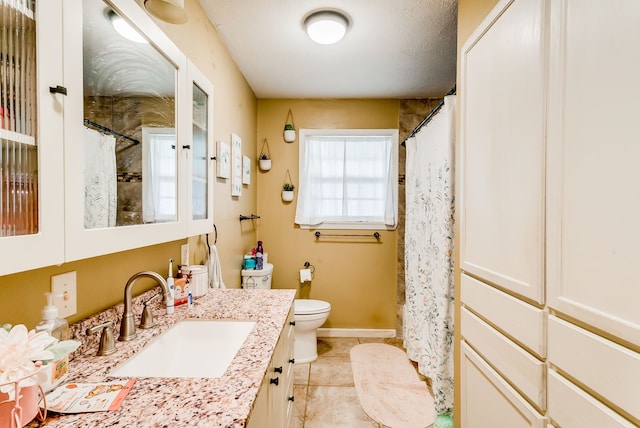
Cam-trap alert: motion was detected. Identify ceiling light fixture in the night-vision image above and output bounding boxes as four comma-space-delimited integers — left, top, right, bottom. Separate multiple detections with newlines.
143, 0, 188, 25
303, 10, 350, 45
108, 10, 148, 44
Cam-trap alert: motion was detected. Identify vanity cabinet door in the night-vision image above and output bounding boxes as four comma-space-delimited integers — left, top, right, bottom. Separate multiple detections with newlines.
186, 61, 214, 236
248, 304, 295, 428
0, 0, 65, 275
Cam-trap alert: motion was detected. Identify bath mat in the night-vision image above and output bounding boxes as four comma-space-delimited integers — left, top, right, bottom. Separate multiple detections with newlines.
350, 343, 434, 428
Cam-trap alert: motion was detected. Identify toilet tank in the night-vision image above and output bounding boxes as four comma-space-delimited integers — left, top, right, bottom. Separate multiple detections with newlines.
241, 263, 273, 289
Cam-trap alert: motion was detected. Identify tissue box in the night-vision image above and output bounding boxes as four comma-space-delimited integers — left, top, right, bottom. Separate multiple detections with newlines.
40, 356, 69, 393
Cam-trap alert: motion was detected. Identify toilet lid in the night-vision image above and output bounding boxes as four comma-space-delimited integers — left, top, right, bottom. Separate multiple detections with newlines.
295, 299, 331, 315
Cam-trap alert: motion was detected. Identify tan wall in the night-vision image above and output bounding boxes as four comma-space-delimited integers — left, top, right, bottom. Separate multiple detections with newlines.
256, 99, 399, 330
152, 0, 258, 287
454, 0, 500, 426
0, 0, 257, 328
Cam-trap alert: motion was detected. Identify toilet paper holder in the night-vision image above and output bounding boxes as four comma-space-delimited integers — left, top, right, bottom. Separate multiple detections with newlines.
303, 261, 315, 274
300, 261, 315, 283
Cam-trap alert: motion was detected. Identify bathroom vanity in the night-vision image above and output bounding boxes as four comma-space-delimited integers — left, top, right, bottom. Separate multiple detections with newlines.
31, 289, 296, 427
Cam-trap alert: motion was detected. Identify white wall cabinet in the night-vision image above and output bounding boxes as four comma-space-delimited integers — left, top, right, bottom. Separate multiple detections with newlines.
248, 305, 295, 428
460, 0, 640, 427
0, 0, 65, 275
186, 61, 215, 237
0, 0, 215, 275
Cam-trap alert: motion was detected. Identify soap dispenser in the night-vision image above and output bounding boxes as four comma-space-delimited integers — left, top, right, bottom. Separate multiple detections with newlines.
35, 292, 70, 340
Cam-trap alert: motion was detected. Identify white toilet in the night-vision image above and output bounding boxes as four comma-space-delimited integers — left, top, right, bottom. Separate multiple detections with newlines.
293, 299, 331, 363
240, 265, 331, 363
240, 263, 273, 289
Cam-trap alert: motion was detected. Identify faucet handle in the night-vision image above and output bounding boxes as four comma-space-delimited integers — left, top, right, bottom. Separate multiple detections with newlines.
87, 321, 117, 356
139, 293, 161, 329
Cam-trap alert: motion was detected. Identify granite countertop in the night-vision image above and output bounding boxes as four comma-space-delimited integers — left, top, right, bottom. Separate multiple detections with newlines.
33, 288, 296, 428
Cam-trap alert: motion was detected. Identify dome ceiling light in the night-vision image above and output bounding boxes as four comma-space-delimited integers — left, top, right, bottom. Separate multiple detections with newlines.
303, 10, 350, 45
144, 0, 188, 24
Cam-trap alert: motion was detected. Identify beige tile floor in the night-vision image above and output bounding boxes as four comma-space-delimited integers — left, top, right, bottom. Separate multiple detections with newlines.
292, 337, 432, 428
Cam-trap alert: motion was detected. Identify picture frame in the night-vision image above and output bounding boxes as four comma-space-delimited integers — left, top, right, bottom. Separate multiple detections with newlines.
242, 156, 251, 185
216, 140, 230, 179
231, 133, 242, 196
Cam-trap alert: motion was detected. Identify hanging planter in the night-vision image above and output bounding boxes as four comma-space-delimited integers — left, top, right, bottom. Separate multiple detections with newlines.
258, 138, 272, 171
283, 109, 296, 143
282, 169, 295, 201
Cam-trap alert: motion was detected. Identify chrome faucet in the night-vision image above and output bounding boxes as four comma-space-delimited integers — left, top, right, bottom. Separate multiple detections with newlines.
119, 271, 170, 341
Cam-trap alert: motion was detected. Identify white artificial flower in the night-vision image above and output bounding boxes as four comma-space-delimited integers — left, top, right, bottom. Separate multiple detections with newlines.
0, 324, 56, 394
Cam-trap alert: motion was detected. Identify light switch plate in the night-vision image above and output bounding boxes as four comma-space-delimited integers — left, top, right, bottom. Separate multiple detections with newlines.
181, 244, 189, 267
51, 271, 77, 318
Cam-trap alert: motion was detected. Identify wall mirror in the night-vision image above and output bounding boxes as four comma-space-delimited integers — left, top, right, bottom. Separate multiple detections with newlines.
64, 0, 188, 261
83, 0, 177, 229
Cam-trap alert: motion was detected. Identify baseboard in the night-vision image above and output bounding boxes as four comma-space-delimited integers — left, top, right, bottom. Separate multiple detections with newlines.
317, 328, 396, 338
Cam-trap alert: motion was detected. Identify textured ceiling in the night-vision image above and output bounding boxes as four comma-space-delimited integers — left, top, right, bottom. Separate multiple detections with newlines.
198, 0, 458, 99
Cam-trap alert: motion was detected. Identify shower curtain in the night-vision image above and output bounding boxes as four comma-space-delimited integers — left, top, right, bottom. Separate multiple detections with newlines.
404, 95, 456, 417
84, 127, 117, 229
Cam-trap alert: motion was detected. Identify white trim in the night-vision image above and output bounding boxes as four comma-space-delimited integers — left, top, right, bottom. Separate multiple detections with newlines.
317, 328, 396, 338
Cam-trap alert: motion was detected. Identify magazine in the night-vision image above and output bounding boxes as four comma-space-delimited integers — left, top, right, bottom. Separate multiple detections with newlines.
42, 379, 136, 413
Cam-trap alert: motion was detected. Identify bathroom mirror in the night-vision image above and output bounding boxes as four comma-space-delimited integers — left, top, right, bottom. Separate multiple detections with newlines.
83, 0, 177, 228
64, 0, 188, 262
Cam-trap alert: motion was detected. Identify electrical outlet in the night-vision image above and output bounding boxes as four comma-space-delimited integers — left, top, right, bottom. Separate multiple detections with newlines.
51, 271, 77, 318
181, 244, 189, 267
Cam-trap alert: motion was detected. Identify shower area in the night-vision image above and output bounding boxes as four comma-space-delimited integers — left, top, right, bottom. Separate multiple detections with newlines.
398, 89, 457, 421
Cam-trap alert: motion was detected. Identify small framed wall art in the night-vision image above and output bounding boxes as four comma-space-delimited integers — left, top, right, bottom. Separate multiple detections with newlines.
231, 133, 242, 196
242, 156, 251, 184
216, 140, 230, 178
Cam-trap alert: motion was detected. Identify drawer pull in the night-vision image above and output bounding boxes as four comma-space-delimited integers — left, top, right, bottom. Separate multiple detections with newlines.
274, 366, 283, 374
288, 396, 294, 402
289, 321, 295, 326
270, 377, 279, 386
289, 358, 295, 364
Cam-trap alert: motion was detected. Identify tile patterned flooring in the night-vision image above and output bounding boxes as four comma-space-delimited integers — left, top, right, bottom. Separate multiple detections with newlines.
292, 337, 432, 428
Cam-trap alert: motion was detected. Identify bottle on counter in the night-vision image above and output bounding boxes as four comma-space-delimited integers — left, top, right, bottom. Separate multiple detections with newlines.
35, 292, 70, 340
256, 241, 264, 270
166, 258, 175, 314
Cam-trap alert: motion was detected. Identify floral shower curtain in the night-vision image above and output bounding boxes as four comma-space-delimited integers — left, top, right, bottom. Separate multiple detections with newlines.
404, 95, 456, 418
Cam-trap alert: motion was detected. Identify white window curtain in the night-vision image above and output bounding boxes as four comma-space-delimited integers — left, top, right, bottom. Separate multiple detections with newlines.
295, 129, 398, 228
142, 128, 176, 223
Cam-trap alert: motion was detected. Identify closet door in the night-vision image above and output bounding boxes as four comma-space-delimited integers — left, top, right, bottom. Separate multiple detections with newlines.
459, 0, 547, 303
546, 0, 640, 347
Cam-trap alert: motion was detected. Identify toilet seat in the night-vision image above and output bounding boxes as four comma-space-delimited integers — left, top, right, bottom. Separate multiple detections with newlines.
294, 299, 331, 315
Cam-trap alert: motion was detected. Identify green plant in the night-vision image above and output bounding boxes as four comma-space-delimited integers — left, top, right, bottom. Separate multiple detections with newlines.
259, 153, 270, 160
284, 123, 295, 131
282, 183, 295, 191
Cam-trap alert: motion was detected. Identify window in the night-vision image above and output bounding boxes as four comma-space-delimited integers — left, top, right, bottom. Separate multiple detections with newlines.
295, 129, 398, 229
142, 127, 177, 223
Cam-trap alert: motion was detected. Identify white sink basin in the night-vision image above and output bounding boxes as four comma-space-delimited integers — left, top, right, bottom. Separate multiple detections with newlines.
109, 320, 256, 378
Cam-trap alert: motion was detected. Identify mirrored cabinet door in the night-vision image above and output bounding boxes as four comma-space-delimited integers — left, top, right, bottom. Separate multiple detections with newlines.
64, 0, 188, 262
187, 61, 214, 236
0, 0, 64, 275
